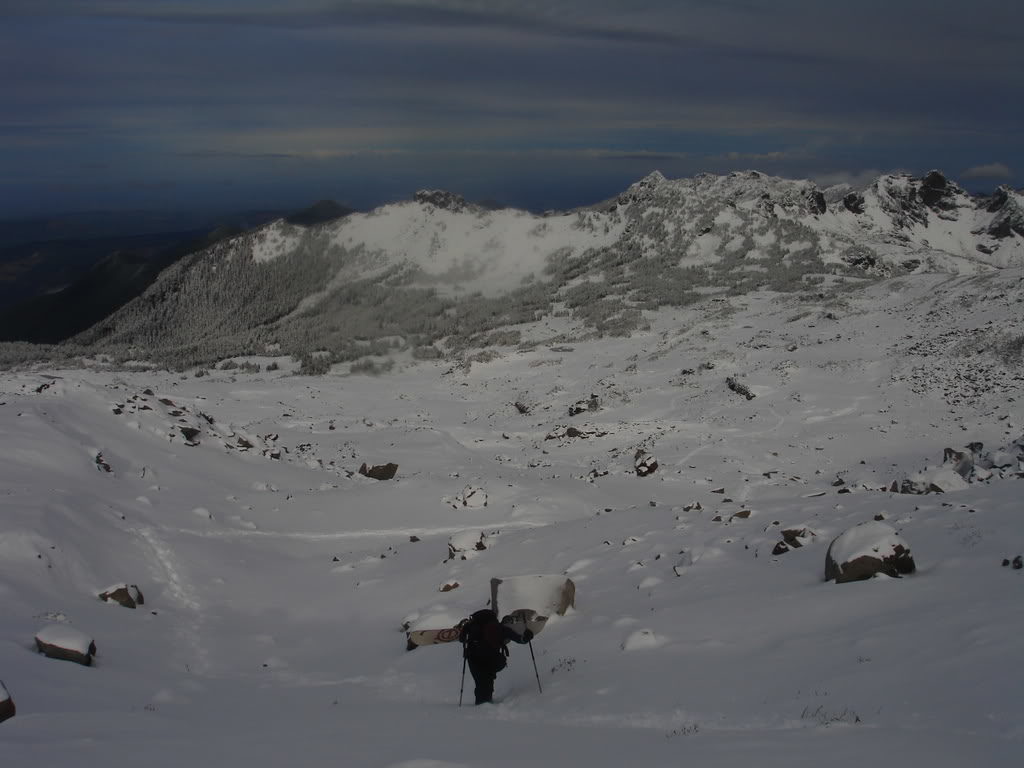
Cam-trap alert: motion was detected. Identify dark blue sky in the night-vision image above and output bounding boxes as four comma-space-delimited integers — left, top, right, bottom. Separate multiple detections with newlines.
2, 0, 1021, 216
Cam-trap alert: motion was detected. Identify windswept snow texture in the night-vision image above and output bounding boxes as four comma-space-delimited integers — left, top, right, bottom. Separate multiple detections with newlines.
328, 199, 626, 297
2, 268, 1024, 766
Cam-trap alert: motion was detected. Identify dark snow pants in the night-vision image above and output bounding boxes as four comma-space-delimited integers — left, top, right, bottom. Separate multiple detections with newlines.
467, 656, 499, 704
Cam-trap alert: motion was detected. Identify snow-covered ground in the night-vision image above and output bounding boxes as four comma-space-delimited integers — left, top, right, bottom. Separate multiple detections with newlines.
2, 269, 1022, 766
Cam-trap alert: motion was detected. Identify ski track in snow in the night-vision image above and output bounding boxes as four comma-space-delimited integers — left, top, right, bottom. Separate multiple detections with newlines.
135, 526, 210, 674
167, 520, 546, 542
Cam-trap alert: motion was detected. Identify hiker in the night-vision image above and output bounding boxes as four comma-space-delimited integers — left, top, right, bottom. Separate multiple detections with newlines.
459, 609, 533, 705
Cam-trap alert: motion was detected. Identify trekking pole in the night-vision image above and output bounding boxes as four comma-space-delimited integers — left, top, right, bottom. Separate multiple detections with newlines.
528, 640, 543, 694
459, 652, 467, 707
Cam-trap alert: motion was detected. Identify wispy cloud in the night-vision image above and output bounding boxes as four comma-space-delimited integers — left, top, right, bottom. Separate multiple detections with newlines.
962, 162, 1012, 179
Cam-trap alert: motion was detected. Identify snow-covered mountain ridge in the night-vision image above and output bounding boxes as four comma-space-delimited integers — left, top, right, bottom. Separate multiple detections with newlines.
43, 169, 1021, 371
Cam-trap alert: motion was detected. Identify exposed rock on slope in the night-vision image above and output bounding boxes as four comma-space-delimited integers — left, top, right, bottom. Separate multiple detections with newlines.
35, 624, 97, 666
99, 583, 144, 608
825, 522, 916, 583
0, 681, 14, 723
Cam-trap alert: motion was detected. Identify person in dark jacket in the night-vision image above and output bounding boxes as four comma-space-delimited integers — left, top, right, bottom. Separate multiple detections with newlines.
459, 609, 533, 705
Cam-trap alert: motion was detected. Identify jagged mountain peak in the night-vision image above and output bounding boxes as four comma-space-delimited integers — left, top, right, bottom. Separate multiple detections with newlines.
865, 170, 978, 233
413, 189, 477, 214
609, 168, 827, 219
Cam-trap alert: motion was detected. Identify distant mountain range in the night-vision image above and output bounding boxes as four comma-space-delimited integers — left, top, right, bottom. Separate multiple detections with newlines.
3, 170, 1021, 369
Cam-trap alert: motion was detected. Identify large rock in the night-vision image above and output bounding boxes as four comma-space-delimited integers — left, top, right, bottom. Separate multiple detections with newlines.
0, 680, 14, 723
34, 624, 96, 666
569, 394, 600, 416
634, 451, 659, 477
490, 575, 575, 618
98, 583, 144, 609
726, 376, 755, 400
987, 186, 1024, 239
825, 521, 916, 583
919, 170, 955, 210
843, 191, 866, 214
359, 462, 398, 481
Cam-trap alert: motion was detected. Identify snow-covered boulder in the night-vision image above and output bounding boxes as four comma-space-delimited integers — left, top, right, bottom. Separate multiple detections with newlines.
634, 451, 659, 477
98, 583, 144, 609
893, 437, 1024, 493
34, 624, 96, 666
825, 522, 916, 584
446, 531, 494, 562
621, 629, 668, 651
490, 575, 575, 618
899, 467, 969, 494
0, 680, 14, 723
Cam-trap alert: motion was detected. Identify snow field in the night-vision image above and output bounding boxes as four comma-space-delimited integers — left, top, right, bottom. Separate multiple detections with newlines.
1, 270, 1022, 765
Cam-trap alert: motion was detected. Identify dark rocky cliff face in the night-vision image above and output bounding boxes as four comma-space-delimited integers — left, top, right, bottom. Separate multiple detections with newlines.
414, 190, 475, 213
986, 186, 1024, 239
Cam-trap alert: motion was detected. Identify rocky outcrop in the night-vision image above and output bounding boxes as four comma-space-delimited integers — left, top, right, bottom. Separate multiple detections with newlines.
986, 186, 1024, 239
772, 528, 815, 555
634, 451, 659, 477
825, 522, 915, 583
806, 189, 827, 215
359, 462, 399, 481
726, 376, 755, 400
414, 189, 474, 213
843, 192, 866, 214
872, 172, 965, 227
569, 394, 600, 416
891, 436, 1024, 493
34, 624, 96, 666
98, 584, 144, 609
919, 170, 957, 211
545, 425, 609, 441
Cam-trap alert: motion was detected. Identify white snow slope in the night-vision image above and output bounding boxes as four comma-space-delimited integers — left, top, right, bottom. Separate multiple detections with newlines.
2, 269, 1023, 767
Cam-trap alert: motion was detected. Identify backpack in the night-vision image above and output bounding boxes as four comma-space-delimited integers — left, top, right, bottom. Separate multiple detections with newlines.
462, 609, 508, 669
